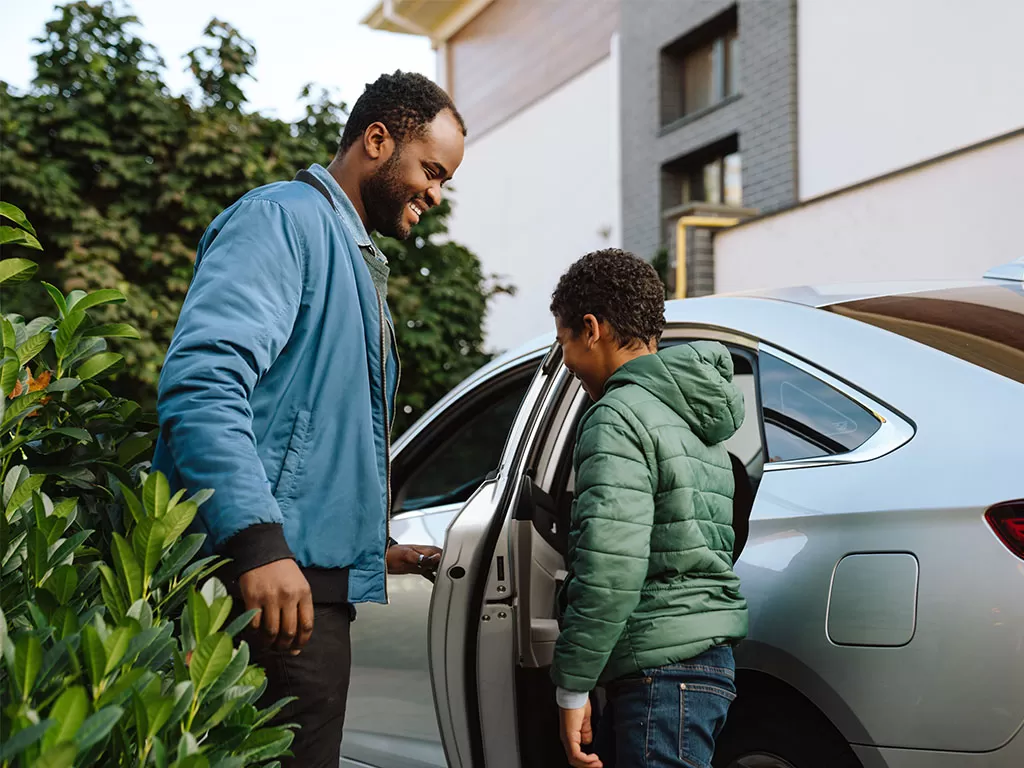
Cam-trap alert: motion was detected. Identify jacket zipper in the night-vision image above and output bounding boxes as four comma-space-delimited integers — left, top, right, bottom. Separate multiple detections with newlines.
376, 288, 400, 604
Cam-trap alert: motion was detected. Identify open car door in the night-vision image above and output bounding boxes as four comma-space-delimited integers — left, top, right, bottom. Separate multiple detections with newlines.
426, 343, 562, 767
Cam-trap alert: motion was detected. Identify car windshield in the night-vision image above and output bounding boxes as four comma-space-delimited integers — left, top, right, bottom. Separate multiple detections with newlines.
824, 283, 1024, 385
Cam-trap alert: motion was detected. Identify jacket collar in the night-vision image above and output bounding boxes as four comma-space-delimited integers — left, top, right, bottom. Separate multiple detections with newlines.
306, 163, 376, 249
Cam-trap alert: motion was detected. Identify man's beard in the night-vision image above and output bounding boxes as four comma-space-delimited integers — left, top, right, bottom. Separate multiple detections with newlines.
361, 150, 411, 240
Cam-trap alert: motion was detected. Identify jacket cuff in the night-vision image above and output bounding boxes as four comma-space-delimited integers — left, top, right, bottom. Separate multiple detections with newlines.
556, 688, 590, 710
221, 523, 294, 575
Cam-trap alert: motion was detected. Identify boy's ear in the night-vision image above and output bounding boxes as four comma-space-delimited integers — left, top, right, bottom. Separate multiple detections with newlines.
581, 314, 601, 348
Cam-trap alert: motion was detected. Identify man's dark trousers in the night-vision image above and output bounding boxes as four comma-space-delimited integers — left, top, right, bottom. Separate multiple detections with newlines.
234, 599, 354, 767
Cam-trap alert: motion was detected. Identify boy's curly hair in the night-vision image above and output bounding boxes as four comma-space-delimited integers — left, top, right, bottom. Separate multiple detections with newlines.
550, 249, 666, 347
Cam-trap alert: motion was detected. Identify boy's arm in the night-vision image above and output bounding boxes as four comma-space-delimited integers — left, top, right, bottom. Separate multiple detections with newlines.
157, 198, 304, 574
551, 404, 655, 696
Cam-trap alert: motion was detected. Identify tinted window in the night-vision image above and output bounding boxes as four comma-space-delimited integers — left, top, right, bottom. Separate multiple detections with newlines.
825, 284, 1024, 385
759, 353, 881, 463
398, 379, 531, 512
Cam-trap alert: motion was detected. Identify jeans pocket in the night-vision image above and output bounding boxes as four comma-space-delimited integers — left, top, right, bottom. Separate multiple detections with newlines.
679, 682, 736, 768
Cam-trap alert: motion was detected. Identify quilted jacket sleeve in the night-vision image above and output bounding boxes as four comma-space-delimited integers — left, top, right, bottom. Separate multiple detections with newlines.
551, 402, 655, 693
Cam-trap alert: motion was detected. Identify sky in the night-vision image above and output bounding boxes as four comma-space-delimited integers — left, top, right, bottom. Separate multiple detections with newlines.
1, 0, 437, 121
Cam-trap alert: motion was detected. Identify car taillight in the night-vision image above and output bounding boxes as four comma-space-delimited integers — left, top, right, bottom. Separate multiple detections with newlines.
985, 501, 1024, 560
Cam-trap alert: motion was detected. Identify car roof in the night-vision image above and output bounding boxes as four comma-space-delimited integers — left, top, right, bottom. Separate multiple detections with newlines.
704, 279, 994, 310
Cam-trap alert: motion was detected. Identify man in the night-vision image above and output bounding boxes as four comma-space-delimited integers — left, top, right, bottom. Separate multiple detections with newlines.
153, 71, 466, 766
548, 249, 748, 768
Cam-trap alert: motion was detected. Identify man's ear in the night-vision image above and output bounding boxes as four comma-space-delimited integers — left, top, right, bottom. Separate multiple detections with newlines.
363, 121, 393, 161
581, 314, 601, 349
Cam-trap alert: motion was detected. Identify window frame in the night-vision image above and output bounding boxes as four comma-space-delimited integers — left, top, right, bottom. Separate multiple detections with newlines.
390, 354, 543, 516
757, 344, 914, 472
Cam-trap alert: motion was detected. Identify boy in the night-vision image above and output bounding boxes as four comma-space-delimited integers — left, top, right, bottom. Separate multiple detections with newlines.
549, 249, 748, 768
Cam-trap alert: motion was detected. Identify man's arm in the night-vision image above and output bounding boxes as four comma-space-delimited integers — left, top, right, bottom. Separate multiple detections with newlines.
158, 198, 312, 650
551, 403, 655, 695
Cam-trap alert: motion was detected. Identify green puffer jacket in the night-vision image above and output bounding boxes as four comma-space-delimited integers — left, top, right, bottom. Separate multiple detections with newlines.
551, 341, 749, 693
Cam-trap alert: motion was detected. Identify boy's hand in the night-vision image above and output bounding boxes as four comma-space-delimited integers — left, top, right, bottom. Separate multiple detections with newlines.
559, 699, 602, 767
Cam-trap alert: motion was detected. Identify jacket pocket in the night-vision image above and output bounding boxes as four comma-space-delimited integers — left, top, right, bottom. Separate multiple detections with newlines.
273, 409, 312, 507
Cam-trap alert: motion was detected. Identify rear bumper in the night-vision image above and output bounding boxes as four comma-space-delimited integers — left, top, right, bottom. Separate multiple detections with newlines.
854, 725, 1024, 768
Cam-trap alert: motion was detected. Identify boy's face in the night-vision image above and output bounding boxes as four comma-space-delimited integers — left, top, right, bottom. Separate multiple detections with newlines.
555, 314, 609, 401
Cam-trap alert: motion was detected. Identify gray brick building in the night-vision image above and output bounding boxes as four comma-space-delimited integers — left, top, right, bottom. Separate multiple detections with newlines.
620, 0, 799, 289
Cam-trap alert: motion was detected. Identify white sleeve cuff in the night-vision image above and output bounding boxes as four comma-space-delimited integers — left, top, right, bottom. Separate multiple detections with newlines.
556, 687, 590, 710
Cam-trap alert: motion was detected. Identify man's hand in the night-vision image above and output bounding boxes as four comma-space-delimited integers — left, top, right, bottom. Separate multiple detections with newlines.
559, 699, 602, 768
386, 544, 442, 577
238, 559, 313, 655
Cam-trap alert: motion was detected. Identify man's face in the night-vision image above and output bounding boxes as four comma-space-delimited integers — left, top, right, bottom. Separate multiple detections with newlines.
362, 109, 465, 240
555, 316, 606, 402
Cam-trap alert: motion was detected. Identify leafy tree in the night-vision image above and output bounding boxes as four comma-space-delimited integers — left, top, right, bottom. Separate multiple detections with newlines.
1, 1, 510, 434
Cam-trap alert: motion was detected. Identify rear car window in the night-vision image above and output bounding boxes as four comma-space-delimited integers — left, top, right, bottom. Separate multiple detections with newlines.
824, 283, 1024, 385
759, 352, 881, 462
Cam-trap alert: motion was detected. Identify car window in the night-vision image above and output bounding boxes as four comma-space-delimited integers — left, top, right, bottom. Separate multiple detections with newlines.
759, 352, 881, 463
397, 377, 532, 512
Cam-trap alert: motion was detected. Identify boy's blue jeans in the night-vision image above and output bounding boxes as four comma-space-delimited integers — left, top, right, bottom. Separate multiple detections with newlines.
591, 644, 737, 768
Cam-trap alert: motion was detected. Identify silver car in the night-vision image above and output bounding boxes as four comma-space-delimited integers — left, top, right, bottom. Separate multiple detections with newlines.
342, 270, 1024, 768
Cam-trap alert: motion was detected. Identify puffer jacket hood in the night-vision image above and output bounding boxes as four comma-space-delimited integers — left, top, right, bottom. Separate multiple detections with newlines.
604, 341, 744, 445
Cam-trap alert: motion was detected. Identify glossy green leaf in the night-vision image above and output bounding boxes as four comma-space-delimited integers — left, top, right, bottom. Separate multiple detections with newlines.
16, 332, 50, 366
103, 625, 136, 674
152, 533, 205, 589
54, 311, 85, 359
52, 606, 80, 639
81, 623, 107, 689
1, 354, 20, 397
5, 473, 46, 517
162, 500, 198, 547
143, 471, 170, 519
2, 390, 47, 428
189, 632, 233, 692
112, 533, 143, 602
0, 257, 39, 284
40, 282, 68, 317
239, 726, 295, 763
48, 530, 93, 569
45, 565, 79, 603
29, 527, 50, 584
208, 595, 232, 635
45, 685, 89, 749
34, 742, 77, 768
75, 706, 124, 751
75, 351, 123, 380
0, 202, 37, 234
14, 634, 43, 700
82, 322, 140, 339
0, 719, 55, 761
133, 517, 168, 580
69, 288, 126, 314
46, 377, 81, 392
206, 641, 250, 700
188, 589, 211, 643
117, 435, 152, 466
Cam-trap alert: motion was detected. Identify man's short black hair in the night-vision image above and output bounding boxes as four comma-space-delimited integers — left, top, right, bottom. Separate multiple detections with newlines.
550, 249, 666, 347
339, 70, 466, 153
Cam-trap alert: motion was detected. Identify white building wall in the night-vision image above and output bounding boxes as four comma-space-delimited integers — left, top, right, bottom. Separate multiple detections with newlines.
444, 55, 620, 353
714, 132, 1024, 293
798, 0, 1024, 199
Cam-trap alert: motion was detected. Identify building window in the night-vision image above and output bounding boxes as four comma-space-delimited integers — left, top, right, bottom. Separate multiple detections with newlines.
661, 7, 739, 126
661, 137, 742, 215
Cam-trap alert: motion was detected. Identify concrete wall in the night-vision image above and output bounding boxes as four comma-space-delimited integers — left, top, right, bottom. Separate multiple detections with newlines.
445, 55, 621, 352
620, 0, 798, 261
714, 131, 1024, 293
798, 0, 1024, 199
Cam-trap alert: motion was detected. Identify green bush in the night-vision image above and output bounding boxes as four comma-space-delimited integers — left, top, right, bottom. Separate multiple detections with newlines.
1, 203, 294, 767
